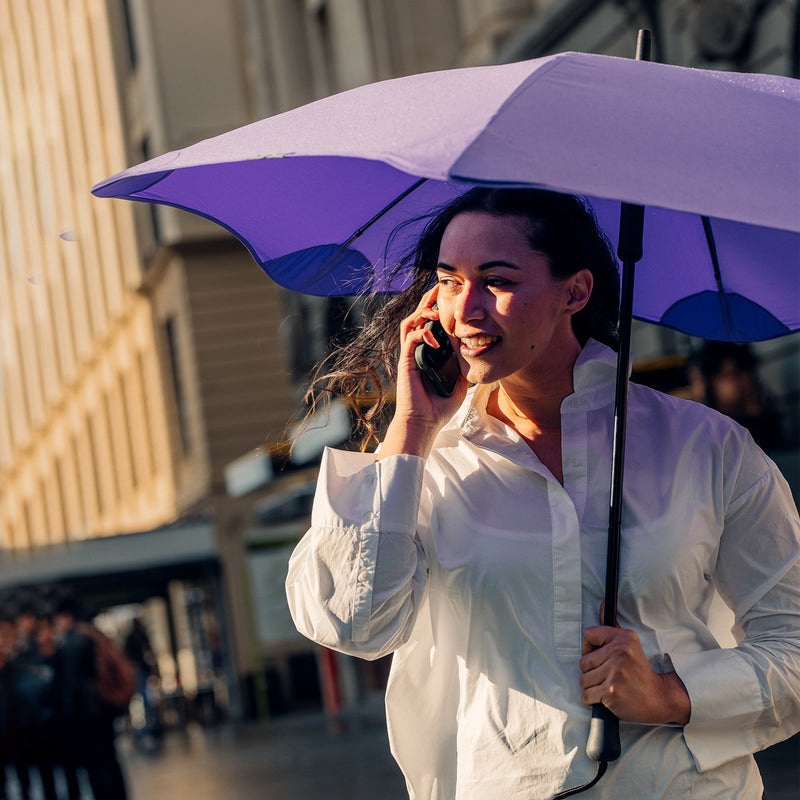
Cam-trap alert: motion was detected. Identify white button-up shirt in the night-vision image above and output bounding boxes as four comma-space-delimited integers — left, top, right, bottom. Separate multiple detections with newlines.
286, 340, 800, 799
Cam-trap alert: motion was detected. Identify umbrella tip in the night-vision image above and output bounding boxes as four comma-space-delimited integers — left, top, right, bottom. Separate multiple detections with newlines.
636, 29, 652, 62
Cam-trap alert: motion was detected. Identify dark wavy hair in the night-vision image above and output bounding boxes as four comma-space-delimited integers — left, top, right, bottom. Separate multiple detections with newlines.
310, 187, 620, 447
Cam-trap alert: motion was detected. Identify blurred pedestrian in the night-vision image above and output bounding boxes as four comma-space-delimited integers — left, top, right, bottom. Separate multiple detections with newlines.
693, 341, 783, 450
53, 589, 130, 800
25, 597, 68, 800
37, 596, 82, 800
124, 616, 161, 743
0, 597, 16, 800
7, 589, 54, 800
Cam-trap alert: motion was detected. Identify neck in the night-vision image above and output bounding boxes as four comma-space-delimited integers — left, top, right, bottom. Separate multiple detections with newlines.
491, 384, 564, 437
492, 340, 581, 433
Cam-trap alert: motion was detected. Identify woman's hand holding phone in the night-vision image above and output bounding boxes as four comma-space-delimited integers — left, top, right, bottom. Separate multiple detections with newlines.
376, 286, 467, 460
415, 319, 460, 397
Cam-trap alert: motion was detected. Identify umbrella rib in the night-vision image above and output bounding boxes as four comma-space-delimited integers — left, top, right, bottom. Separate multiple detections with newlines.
701, 216, 733, 338
342, 178, 428, 247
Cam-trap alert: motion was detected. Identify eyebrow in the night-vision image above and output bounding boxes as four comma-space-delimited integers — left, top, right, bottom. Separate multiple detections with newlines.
436, 260, 521, 272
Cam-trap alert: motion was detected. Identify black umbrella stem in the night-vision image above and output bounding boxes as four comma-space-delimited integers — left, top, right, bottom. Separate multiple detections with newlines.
562, 179, 645, 800
584, 28, 650, 769
585, 244, 638, 765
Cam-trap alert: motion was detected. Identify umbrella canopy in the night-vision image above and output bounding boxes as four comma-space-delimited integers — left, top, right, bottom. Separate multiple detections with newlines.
92, 51, 800, 342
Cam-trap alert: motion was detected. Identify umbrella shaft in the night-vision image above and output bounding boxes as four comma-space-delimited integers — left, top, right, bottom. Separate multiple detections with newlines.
605, 255, 636, 627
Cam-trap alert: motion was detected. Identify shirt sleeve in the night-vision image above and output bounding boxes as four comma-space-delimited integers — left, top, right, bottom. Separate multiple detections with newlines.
285, 446, 429, 660
672, 447, 800, 772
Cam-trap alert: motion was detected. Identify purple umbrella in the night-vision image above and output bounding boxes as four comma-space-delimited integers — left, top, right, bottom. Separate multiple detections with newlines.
92, 38, 799, 786
92, 49, 799, 341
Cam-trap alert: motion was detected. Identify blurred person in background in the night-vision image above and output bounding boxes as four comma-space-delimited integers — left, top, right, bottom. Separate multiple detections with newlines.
38, 595, 82, 800
0, 598, 16, 800
53, 589, 129, 800
691, 341, 784, 451
124, 616, 161, 746
7, 589, 57, 800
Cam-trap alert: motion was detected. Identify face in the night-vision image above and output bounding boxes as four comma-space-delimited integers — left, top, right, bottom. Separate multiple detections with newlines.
0, 621, 15, 648
710, 359, 756, 411
434, 212, 588, 388
37, 618, 55, 650
16, 612, 37, 638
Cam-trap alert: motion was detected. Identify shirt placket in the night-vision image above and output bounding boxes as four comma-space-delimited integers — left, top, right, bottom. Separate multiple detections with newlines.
552, 396, 589, 661
550, 482, 583, 660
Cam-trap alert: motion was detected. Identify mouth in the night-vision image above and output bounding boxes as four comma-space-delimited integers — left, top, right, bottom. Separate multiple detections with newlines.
459, 334, 500, 354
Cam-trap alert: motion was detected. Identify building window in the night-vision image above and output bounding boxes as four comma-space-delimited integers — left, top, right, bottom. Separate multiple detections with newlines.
135, 352, 156, 475
22, 501, 33, 549
165, 317, 191, 456
103, 392, 122, 503
87, 413, 106, 515
119, 0, 139, 69
55, 456, 69, 536
279, 291, 364, 403
305, 0, 335, 96
141, 137, 162, 245
119, 374, 139, 488
70, 435, 87, 536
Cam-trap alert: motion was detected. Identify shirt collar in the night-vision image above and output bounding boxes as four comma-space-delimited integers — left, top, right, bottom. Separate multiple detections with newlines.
449, 338, 620, 439
572, 338, 619, 393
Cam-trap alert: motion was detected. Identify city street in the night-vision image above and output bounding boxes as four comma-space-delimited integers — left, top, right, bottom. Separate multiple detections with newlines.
118, 715, 799, 800
2, 709, 796, 799
3, 711, 796, 799
121, 711, 408, 800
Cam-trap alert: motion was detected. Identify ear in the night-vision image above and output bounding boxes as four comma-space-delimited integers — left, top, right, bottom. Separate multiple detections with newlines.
565, 269, 592, 314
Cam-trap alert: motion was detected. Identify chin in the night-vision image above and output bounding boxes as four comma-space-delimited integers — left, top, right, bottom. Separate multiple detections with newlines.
464, 363, 501, 386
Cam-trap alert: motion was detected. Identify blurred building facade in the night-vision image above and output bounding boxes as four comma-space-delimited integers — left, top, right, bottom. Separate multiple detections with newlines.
0, 0, 797, 721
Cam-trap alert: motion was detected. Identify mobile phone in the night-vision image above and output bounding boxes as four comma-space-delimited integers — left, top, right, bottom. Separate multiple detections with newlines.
414, 319, 461, 397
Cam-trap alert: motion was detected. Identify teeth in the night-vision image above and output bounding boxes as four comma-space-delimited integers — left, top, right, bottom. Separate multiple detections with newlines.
461, 335, 499, 348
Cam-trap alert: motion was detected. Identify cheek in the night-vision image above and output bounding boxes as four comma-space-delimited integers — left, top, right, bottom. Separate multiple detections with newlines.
437, 304, 457, 335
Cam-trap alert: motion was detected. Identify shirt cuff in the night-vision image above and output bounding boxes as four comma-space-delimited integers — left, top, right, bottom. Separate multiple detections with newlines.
669, 647, 763, 771
311, 447, 426, 534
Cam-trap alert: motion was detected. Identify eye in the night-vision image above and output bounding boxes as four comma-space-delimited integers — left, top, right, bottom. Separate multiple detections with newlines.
437, 276, 461, 291
484, 276, 511, 289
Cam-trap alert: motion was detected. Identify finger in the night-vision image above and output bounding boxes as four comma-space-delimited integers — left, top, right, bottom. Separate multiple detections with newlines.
400, 309, 435, 337
402, 303, 439, 334
580, 683, 607, 708
578, 662, 606, 690
420, 284, 439, 309
579, 647, 607, 674
581, 625, 616, 655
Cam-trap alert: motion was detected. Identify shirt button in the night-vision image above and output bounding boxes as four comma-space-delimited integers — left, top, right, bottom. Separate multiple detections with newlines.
358, 571, 370, 582
364, 473, 376, 485
570, 457, 582, 466
571, 398, 581, 408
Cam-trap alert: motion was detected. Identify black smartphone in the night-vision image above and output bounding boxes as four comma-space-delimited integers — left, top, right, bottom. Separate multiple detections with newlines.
414, 319, 461, 397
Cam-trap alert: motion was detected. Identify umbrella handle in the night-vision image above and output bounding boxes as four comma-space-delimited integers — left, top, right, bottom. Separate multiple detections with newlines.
586, 704, 621, 762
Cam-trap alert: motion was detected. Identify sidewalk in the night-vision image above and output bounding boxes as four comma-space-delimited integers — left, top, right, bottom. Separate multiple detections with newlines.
121, 712, 408, 800
118, 716, 798, 800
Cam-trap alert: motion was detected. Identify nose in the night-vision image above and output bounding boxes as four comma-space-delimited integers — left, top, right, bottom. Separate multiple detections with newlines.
453, 280, 485, 325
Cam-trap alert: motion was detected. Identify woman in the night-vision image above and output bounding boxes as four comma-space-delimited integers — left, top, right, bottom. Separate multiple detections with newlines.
286, 188, 800, 798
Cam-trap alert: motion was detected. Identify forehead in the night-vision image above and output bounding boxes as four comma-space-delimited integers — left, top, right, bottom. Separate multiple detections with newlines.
440, 212, 531, 250
437, 211, 547, 270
